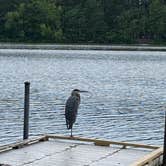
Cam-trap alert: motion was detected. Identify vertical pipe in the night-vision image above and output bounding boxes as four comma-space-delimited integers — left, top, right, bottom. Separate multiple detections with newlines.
23, 82, 30, 140
163, 111, 166, 166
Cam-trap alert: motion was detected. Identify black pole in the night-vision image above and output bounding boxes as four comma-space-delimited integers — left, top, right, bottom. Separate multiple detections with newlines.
163, 111, 166, 166
23, 82, 30, 140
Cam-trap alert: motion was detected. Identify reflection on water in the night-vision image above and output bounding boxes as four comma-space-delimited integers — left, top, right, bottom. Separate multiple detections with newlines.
0, 49, 166, 145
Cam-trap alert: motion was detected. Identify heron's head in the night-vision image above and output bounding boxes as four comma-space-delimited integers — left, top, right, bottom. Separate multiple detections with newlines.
71, 89, 89, 96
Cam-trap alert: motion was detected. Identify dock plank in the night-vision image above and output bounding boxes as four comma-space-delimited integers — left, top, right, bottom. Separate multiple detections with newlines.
91, 148, 149, 166
0, 139, 152, 166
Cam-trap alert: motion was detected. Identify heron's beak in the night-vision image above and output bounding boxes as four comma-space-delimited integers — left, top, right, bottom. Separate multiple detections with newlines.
79, 90, 89, 93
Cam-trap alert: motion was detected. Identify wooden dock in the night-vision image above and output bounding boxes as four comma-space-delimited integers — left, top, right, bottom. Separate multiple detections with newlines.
0, 135, 163, 166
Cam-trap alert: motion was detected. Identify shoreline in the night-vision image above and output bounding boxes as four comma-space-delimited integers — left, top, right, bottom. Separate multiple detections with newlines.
0, 43, 166, 51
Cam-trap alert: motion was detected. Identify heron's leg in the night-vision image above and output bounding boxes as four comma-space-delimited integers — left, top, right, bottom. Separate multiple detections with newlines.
70, 128, 73, 137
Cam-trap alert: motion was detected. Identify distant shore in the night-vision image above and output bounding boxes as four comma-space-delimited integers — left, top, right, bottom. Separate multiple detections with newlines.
0, 43, 166, 51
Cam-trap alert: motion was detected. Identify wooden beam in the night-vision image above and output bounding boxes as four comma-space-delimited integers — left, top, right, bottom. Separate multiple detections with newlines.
94, 140, 110, 146
130, 147, 163, 166
46, 134, 159, 149
0, 135, 47, 153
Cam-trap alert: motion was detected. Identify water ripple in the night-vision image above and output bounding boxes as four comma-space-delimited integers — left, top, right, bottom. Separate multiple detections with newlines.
0, 49, 166, 145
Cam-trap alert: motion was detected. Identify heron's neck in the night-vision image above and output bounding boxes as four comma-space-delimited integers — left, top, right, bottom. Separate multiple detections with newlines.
71, 93, 80, 99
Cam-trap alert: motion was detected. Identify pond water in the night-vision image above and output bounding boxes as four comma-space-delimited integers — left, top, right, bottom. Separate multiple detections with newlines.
0, 49, 166, 145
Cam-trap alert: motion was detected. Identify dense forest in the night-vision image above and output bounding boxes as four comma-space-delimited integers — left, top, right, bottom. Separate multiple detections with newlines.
0, 0, 165, 44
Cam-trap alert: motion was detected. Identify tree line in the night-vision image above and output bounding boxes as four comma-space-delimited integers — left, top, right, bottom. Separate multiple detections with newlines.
0, 0, 165, 44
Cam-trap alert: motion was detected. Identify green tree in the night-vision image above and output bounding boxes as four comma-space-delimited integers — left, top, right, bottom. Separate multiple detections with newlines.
103, 0, 126, 29
63, 5, 86, 42
4, 0, 63, 42
148, 0, 166, 42
5, 4, 25, 40
1, 0, 166, 44
0, 0, 27, 40
84, 0, 107, 42
62, 0, 107, 43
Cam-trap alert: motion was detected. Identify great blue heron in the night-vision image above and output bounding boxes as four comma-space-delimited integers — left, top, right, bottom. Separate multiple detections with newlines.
65, 89, 88, 137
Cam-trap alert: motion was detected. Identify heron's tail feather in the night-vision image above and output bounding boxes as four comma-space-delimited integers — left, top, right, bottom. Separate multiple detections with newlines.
68, 123, 72, 129
66, 120, 72, 129
66, 124, 72, 129
66, 122, 72, 130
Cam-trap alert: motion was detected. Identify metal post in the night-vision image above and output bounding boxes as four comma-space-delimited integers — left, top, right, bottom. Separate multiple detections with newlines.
163, 111, 166, 166
23, 82, 30, 140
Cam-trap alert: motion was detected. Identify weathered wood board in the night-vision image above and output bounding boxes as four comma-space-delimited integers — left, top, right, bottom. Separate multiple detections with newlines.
0, 136, 159, 166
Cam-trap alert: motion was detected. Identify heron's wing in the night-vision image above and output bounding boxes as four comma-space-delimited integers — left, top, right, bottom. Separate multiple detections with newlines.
65, 96, 80, 123
65, 96, 79, 114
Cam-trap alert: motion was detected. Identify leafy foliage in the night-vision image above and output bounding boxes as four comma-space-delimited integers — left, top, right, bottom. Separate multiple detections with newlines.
0, 0, 165, 43
4, 0, 63, 42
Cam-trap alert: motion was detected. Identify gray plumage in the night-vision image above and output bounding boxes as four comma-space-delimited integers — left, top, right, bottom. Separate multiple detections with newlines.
65, 89, 80, 137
